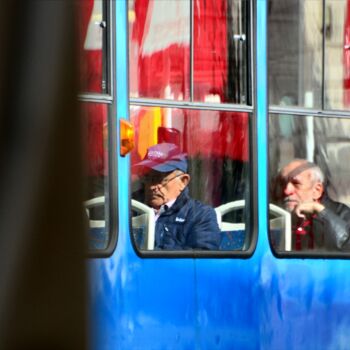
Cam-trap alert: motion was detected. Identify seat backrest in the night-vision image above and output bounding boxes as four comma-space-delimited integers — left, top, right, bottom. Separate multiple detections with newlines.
269, 204, 291, 251
131, 199, 155, 250
215, 200, 246, 250
215, 200, 292, 251
84, 196, 107, 249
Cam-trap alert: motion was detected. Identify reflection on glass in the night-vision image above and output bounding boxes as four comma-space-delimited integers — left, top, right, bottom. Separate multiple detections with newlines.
269, 113, 350, 253
128, 0, 191, 100
81, 102, 109, 250
325, 0, 350, 109
193, 0, 248, 103
269, 0, 323, 108
77, 0, 105, 93
129, 0, 249, 104
130, 106, 251, 251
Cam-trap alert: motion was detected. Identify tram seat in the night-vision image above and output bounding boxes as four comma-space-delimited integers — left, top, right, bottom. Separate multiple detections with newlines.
84, 197, 155, 250
84, 197, 291, 251
84, 196, 108, 249
215, 201, 292, 251
131, 199, 155, 250
215, 200, 246, 250
269, 204, 291, 251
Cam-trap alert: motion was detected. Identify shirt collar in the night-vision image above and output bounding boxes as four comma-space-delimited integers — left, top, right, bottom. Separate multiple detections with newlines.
154, 198, 176, 216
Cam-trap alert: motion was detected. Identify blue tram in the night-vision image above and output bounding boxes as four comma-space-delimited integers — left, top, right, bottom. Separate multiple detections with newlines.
79, 0, 350, 349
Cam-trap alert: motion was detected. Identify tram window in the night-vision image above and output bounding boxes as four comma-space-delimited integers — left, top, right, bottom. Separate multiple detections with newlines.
269, 0, 350, 110
77, 0, 108, 94
269, 113, 350, 256
325, 0, 350, 109
130, 106, 252, 254
269, 0, 323, 109
128, 0, 250, 104
81, 102, 110, 251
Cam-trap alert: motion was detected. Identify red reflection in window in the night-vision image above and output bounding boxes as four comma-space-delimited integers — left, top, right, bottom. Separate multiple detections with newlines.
130, 107, 249, 207
130, 107, 249, 173
81, 103, 108, 178
193, 0, 228, 102
181, 111, 249, 161
129, 0, 190, 99
77, 0, 103, 93
130, 0, 244, 103
158, 126, 181, 146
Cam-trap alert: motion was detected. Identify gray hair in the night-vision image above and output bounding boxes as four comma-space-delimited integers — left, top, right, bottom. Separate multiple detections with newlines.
279, 158, 325, 184
310, 164, 325, 184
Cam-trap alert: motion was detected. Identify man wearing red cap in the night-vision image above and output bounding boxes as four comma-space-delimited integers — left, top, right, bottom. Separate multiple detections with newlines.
134, 143, 221, 250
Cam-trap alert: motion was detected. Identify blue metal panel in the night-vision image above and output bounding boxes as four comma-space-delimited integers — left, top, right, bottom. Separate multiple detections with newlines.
88, 1, 350, 349
194, 258, 260, 349
257, 257, 350, 349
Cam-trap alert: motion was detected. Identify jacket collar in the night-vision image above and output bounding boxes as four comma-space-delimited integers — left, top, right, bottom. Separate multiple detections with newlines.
161, 187, 190, 216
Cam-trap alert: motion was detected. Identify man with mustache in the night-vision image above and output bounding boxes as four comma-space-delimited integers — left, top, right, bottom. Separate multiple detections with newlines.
276, 159, 350, 251
134, 143, 221, 250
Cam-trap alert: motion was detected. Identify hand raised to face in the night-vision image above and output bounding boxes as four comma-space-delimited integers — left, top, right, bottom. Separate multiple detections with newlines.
293, 201, 325, 218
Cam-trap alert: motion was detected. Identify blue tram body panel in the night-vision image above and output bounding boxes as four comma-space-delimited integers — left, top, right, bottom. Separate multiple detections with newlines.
88, 1, 350, 349
89, 239, 350, 349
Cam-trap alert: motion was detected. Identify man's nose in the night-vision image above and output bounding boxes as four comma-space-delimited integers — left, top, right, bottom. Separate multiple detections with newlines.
150, 183, 157, 190
283, 182, 294, 196
150, 183, 161, 191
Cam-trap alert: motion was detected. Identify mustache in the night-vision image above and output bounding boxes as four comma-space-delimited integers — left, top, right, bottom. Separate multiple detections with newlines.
147, 186, 167, 201
283, 197, 298, 207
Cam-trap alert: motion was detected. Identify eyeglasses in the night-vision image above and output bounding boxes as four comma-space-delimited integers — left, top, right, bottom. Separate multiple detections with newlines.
142, 172, 184, 187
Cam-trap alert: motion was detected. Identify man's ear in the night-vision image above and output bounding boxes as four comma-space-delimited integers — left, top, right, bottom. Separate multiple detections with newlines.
179, 174, 190, 190
313, 181, 324, 200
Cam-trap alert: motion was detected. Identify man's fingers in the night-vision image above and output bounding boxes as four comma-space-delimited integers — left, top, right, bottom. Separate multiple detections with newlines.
295, 207, 306, 218
294, 202, 315, 217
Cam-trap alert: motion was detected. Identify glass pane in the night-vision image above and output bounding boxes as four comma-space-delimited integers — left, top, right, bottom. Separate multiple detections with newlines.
269, 0, 323, 108
77, 0, 105, 93
130, 106, 251, 252
81, 102, 109, 250
128, 0, 191, 100
193, 0, 249, 104
269, 113, 350, 253
325, 0, 350, 109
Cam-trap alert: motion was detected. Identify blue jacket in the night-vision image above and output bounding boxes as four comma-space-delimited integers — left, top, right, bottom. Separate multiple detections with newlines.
155, 189, 221, 250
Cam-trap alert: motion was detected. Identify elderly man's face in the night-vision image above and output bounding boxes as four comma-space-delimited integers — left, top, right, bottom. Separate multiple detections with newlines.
143, 170, 188, 210
280, 160, 323, 212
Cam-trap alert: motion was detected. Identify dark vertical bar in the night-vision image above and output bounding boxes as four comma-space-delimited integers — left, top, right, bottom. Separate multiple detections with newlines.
0, 1, 86, 348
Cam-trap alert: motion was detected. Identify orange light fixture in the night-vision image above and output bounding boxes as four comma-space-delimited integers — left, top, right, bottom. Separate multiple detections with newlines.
120, 119, 135, 156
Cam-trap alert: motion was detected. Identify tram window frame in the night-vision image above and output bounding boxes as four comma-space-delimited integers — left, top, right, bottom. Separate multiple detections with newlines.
78, 0, 112, 99
268, 0, 350, 112
127, 0, 258, 258
128, 0, 252, 106
268, 0, 350, 258
79, 0, 119, 258
268, 110, 350, 259
128, 105, 258, 258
